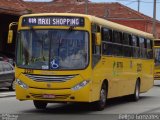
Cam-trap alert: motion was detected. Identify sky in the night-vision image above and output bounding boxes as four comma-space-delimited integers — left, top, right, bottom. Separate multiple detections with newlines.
23, 0, 160, 21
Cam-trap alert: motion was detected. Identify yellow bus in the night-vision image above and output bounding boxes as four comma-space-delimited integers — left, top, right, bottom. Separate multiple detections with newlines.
8, 13, 154, 110
154, 39, 160, 79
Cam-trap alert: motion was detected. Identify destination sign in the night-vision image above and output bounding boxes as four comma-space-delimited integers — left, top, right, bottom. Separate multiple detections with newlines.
22, 16, 85, 26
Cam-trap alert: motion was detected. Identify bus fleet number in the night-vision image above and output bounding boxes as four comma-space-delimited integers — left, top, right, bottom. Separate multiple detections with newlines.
24, 69, 33, 74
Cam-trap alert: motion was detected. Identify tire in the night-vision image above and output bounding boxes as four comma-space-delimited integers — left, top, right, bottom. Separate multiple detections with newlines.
33, 100, 48, 109
94, 83, 107, 111
9, 80, 16, 91
131, 80, 140, 101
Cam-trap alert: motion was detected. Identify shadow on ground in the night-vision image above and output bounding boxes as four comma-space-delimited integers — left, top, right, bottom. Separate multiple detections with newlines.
21, 95, 152, 114
0, 88, 10, 92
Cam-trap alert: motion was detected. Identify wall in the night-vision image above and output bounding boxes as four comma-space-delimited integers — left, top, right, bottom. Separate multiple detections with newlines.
0, 14, 18, 57
146, 21, 160, 38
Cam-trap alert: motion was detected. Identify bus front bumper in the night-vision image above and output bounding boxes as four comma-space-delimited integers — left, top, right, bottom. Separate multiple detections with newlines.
15, 84, 92, 102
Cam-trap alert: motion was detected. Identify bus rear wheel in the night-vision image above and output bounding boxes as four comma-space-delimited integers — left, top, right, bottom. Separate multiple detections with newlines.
131, 80, 140, 101
33, 100, 48, 109
94, 83, 107, 111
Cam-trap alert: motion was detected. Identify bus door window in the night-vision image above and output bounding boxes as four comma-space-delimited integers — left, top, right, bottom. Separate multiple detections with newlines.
92, 33, 101, 67
91, 24, 101, 68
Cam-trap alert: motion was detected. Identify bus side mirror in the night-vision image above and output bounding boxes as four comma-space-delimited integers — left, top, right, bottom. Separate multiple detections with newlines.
95, 33, 101, 46
8, 30, 13, 44
8, 22, 18, 44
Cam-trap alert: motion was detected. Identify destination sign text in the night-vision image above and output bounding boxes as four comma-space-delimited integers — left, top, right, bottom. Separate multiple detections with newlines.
22, 16, 84, 26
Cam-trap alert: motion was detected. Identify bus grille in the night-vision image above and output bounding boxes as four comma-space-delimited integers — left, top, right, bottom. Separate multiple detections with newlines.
24, 74, 76, 82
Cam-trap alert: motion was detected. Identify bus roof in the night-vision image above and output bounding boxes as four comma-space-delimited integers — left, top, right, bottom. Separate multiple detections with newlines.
21, 13, 154, 39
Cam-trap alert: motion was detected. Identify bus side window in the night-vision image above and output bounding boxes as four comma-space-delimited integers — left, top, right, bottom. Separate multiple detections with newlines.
113, 31, 122, 43
139, 37, 146, 58
101, 28, 112, 42
101, 28, 113, 55
132, 35, 139, 58
123, 33, 132, 57
112, 31, 123, 56
123, 33, 129, 45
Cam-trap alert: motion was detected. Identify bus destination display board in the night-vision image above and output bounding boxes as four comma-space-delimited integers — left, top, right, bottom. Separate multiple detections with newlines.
22, 16, 85, 27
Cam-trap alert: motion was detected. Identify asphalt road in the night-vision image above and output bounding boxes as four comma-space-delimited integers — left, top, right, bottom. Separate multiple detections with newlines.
0, 81, 160, 120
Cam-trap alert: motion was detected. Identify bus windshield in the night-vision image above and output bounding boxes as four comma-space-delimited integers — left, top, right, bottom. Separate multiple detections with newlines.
16, 29, 89, 70
155, 48, 160, 67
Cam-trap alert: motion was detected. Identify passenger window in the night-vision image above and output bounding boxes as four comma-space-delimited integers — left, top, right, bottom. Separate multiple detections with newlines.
132, 35, 137, 46
139, 37, 147, 58
132, 35, 140, 58
102, 28, 113, 55
137, 37, 140, 47
102, 42, 113, 55
102, 28, 112, 42
147, 39, 152, 49
112, 44, 123, 56
122, 33, 132, 57
123, 33, 130, 45
111, 31, 123, 56
113, 31, 122, 43
139, 37, 145, 48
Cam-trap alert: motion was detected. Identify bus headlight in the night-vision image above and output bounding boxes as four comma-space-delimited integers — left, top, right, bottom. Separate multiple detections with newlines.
72, 80, 90, 91
16, 79, 28, 89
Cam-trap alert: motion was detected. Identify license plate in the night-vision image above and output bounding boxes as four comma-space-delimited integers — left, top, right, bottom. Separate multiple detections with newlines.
43, 94, 55, 98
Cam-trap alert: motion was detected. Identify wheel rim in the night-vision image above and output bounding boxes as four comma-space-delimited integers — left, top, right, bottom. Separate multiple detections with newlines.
135, 82, 140, 99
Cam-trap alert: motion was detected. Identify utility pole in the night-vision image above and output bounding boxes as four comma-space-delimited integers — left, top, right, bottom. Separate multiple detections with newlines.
85, 0, 88, 14
138, 0, 140, 12
152, 0, 157, 37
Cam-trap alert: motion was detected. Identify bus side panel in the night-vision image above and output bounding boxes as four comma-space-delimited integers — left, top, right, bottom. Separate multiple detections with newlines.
117, 57, 137, 97
140, 59, 154, 92
91, 56, 119, 100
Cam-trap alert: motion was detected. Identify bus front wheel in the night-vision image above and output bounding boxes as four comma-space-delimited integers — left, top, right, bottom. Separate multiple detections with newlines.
94, 83, 107, 111
33, 100, 48, 109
